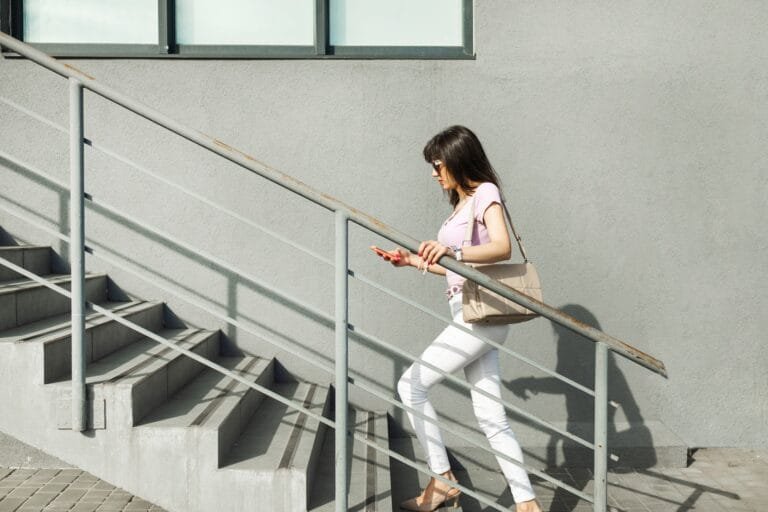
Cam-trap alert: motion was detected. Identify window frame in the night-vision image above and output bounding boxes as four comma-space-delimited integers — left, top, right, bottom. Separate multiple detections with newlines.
1, 0, 474, 59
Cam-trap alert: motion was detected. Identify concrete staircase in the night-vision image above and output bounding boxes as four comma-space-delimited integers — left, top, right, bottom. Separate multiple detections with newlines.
0, 232, 393, 512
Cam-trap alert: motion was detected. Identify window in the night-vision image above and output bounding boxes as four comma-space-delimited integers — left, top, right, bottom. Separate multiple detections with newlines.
1, 0, 473, 59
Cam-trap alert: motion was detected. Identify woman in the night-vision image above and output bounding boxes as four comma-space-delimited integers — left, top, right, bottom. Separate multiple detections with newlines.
379, 126, 542, 512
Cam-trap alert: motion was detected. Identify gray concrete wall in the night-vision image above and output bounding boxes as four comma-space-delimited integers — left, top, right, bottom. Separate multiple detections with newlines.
1, 0, 766, 451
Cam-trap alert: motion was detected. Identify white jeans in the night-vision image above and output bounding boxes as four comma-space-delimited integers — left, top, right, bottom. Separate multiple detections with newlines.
397, 294, 536, 504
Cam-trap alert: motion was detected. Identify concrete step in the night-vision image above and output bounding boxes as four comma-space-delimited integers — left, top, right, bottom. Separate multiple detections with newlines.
0, 300, 128, 343
48, 328, 220, 428
126, 356, 274, 511
0, 245, 51, 282
0, 273, 108, 330
309, 410, 392, 512
216, 381, 331, 512
138, 355, 274, 467
3, 300, 164, 384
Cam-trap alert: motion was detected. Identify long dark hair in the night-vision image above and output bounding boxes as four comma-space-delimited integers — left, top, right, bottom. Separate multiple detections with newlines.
423, 125, 502, 207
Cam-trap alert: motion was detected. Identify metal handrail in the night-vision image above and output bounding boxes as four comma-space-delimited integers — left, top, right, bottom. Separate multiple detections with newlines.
0, 32, 667, 376
0, 31, 669, 512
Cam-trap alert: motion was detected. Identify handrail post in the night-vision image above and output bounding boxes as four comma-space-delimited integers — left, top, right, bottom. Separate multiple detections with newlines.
593, 343, 609, 511
335, 210, 349, 512
69, 78, 87, 432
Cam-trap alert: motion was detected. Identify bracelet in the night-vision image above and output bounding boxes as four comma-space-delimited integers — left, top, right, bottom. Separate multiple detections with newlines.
418, 259, 429, 275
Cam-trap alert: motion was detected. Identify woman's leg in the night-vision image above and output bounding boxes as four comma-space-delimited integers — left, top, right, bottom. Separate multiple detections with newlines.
464, 347, 536, 504
397, 314, 502, 474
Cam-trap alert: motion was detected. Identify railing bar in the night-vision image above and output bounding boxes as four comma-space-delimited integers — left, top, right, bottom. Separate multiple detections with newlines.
69, 77, 86, 433
0, 95, 335, 268
0, 255, 593, 508
334, 211, 349, 512
594, 344, 609, 512
85, 140, 334, 267
350, 269, 597, 397
0, 96, 68, 134
83, 194, 335, 319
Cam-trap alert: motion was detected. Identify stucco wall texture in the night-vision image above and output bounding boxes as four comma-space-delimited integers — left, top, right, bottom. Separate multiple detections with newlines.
1, 1, 766, 450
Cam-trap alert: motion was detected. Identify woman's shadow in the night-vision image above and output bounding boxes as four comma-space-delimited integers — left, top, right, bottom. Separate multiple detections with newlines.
505, 304, 655, 511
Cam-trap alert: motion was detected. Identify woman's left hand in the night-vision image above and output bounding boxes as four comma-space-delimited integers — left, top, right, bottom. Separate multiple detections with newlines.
418, 240, 454, 266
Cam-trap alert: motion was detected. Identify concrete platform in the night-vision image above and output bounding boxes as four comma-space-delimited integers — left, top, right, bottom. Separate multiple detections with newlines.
390, 436, 768, 512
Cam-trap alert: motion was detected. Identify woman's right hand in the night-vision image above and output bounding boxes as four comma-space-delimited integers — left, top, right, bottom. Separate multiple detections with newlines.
389, 248, 412, 268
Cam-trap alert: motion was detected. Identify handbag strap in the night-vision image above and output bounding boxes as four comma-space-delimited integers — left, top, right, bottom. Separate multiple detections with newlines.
462, 190, 531, 263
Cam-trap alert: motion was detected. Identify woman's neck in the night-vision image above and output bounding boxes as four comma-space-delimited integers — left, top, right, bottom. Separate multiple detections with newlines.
456, 180, 480, 201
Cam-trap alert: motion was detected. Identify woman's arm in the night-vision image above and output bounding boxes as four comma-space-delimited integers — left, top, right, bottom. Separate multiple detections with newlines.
419, 202, 511, 265
389, 248, 447, 276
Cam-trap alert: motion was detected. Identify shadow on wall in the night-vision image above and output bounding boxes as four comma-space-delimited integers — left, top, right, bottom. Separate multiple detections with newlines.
505, 304, 655, 511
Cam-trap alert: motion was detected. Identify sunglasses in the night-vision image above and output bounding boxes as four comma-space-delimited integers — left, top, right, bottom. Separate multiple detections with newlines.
430, 160, 443, 171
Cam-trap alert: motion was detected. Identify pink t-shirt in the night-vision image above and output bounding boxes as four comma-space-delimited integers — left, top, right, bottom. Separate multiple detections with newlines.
437, 182, 503, 290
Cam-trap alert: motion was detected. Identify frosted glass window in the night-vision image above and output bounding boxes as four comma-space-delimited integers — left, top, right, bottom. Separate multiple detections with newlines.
330, 0, 463, 46
23, 0, 158, 44
176, 0, 315, 46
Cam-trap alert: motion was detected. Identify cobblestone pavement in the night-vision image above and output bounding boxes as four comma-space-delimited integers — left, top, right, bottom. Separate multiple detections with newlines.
1, 448, 766, 511
0, 468, 165, 512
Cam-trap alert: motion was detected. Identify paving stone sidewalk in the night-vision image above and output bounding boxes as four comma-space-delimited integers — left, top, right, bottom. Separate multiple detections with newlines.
0, 468, 165, 512
2, 448, 766, 511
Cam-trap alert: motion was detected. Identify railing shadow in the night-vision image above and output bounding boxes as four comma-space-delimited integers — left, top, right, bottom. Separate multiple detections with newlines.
505, 304, 654, 511
0, 154, 70, 272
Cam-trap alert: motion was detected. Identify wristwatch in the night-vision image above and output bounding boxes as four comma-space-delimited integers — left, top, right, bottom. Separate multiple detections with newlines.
453, 246, 463, 261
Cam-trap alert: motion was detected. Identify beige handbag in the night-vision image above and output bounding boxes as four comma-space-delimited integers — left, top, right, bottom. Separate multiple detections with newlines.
461, 195, 542, 324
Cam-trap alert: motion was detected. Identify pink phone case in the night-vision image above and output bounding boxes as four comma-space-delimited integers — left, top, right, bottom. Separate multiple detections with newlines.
371, 246, 401, 261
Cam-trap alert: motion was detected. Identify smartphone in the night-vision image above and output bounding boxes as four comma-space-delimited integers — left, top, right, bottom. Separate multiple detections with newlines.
370, 245, 401, 261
